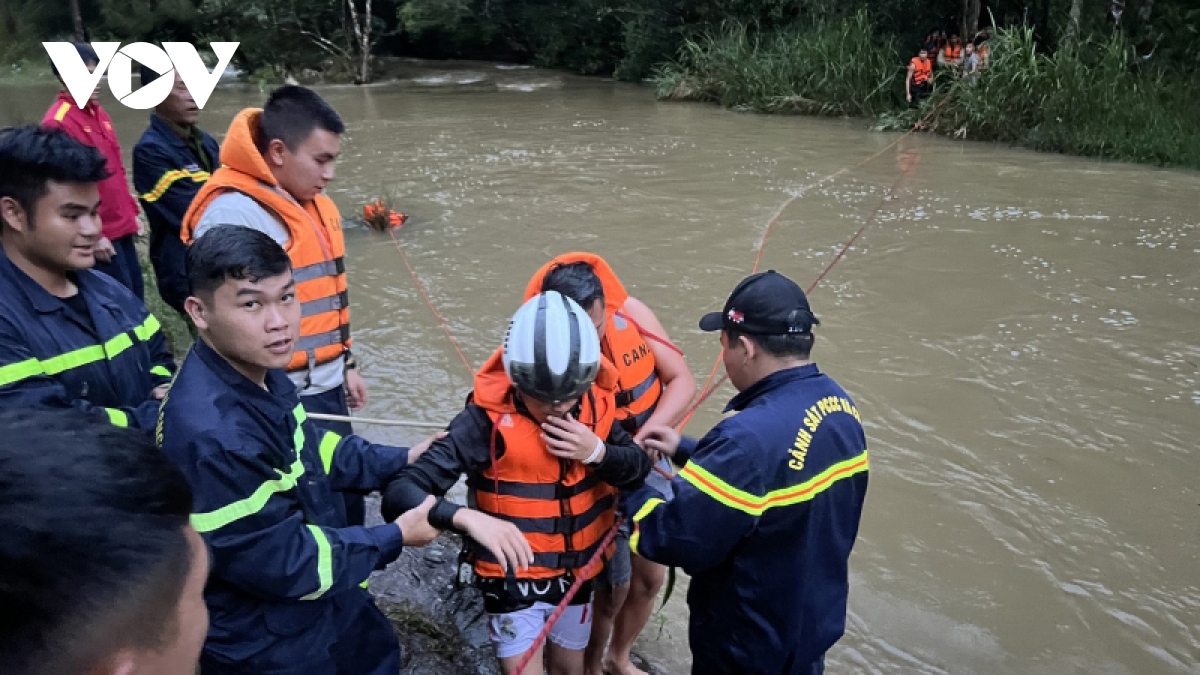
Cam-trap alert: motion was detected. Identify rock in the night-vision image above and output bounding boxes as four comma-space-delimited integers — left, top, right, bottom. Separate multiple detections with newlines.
364, 493, 498, 675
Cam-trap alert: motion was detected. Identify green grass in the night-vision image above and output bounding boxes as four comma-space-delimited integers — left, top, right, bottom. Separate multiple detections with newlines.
660, 17, 1200, 169
880, 26, 1200, 169
136, 238, 193, 357
653, 10, 901, 117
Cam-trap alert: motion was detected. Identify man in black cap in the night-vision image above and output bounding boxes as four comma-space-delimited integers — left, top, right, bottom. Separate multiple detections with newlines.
628, 270, 869, 675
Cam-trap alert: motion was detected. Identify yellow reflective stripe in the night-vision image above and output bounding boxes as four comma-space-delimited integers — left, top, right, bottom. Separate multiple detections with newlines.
679, 462, 763, 516
319, 431, 342, 475
104, 408, 129, 427
150, 365, 171, 378
300, 524, 334, 600
680, 451, 870, 517
54, 102, 71, 122
4, 314, 164, 386
628, 497, 665, 556
141, 169, 211, 203
190, 457, 305, 533
134, 314, 162, 342
360, 579, 370, 589
0, 358, 44, 387
41, 344, 106, 375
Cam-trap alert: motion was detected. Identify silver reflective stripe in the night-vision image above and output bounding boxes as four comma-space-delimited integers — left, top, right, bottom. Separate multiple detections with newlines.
301, 290, 349, 318
293, 258, 343, 283
296, 327, 347, 352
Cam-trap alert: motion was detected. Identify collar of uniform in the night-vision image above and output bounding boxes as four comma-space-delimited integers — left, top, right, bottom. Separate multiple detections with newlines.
55, 90, 97, 117
192, 337, 299, 415
723, 363, 822, 413
149, 113, 191, 149
0, 244, 98, 315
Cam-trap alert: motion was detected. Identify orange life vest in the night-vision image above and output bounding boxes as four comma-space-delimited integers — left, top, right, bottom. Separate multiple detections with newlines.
180, 109, 351, 373
467, 349, 619, 581
943, 44, 962, 61
911, 57, 932, 85
524, 253, 663, 433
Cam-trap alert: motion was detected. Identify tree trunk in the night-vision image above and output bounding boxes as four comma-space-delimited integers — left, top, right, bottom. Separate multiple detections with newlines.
1138, 0, 1153, 22
1068, 0, 1083, 37
965, 0, 981, 38
69, 0, 84, 41
345, 0, 371, 84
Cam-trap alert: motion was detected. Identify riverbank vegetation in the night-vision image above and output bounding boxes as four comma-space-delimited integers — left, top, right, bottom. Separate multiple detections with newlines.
2, 0, 1198, 167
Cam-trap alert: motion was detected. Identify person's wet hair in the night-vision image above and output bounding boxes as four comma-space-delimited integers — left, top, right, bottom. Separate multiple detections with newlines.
49, 41, 98, 79
0, 126, 109, 229
0, 409, 194, 675
186, 224, 293, 297
725, 328, 815, 360
541, 261, 606, 313
258, 85, 345, 153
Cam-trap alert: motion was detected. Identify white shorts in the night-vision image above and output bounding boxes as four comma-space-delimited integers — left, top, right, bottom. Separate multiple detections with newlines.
487, 602, 593, 659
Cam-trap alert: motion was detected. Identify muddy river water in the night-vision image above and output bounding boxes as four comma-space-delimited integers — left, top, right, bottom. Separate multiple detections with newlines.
3, 60, 1197, 674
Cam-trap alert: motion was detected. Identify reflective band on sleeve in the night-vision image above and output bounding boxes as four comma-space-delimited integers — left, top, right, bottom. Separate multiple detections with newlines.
318, 431, 342, 475
680, 452, 869, 517
292, 257, 345, 283
151, 365, 171, 378
141, 169, 210, 203
0, 358, 44, 387
628, 497, 665, 556
104, 408, 129, 427
0, 315, 165, 386
300, 524, 334, 600
190, 457, 306, 533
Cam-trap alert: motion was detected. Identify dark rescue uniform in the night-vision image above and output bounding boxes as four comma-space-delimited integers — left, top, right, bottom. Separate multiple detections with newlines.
0, 245, 174, 428
158, 339, 413, 674
132, 113, 219, 314
627, 365, 869, 675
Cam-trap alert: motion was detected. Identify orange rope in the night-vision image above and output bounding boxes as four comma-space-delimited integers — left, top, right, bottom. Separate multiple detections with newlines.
388, 227, 476, 376
678, 127, 929, 432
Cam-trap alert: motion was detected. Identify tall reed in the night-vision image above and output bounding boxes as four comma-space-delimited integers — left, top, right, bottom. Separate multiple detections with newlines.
885, 26, 1200, 168
654, 10, 900, 117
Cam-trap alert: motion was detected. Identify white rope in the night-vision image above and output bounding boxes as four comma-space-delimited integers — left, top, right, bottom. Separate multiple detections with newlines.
307, 412, 445, 430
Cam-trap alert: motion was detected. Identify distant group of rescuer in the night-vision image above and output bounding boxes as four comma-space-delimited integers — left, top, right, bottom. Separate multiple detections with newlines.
0, 43, 870, 675
906, 29, 991, 105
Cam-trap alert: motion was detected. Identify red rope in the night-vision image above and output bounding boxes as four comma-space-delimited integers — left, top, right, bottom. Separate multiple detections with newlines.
510, 518, 625, 675
614, 310, 685, 357
388, 227, 476, 376
678, 140, 924, 433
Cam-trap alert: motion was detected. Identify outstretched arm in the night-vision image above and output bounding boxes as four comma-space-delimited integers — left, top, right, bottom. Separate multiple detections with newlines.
621, 297, 697, 443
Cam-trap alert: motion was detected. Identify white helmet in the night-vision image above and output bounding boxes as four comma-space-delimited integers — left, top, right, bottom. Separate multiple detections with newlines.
503, 291, 601, 402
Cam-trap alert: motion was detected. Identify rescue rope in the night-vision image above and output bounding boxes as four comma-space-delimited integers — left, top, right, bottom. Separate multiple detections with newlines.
388, 227, 476, 376
307, 412, 446, 430
511, 517, 625, 675
676, 102, 944, 433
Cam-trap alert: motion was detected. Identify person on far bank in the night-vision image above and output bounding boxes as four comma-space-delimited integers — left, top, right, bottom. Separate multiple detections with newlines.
525, 254, 696, 675
938, 34, 964, 69
158, 225, 443, 674
181, 85, 372, 525
961, 42, 981, 82
133, 62, 220, 318
0, 126, 174, 429
0, 409, 209, 675
41, 42, 144, 299
906, 47, 933, 106
628, 271, 869, 675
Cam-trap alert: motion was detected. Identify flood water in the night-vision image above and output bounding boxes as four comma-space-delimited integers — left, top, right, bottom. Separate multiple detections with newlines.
4, 60, 1197, 674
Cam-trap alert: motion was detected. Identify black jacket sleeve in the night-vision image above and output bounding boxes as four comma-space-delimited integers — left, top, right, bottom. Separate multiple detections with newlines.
381, 403, 494, 527
592, 422, 652, 489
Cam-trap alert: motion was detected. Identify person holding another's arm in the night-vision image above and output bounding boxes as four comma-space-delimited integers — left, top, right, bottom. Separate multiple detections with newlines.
385, 291, 651, 675
158, 225, 440, 675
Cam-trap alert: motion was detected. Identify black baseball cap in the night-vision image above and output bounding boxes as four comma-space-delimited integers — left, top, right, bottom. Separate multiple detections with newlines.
699, 270, 820, 335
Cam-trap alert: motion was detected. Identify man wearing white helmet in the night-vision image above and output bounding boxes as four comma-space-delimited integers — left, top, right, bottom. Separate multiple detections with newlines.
384, 291, 652, 675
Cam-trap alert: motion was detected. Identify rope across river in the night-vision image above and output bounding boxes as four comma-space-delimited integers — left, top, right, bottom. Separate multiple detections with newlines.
369, 104, 937, 673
